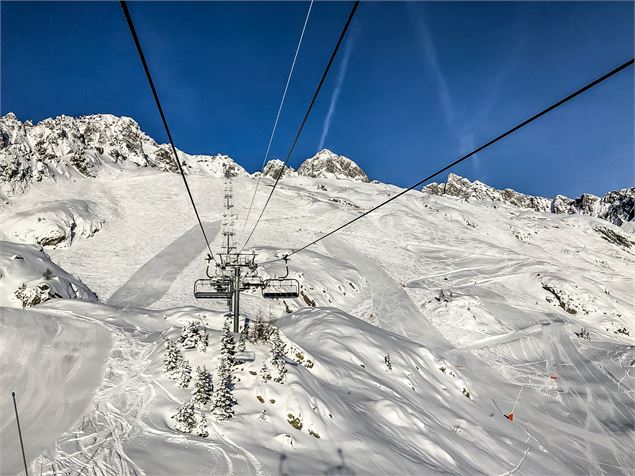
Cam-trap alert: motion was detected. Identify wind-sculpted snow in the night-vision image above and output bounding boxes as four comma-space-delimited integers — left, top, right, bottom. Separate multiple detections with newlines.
0, 241, 97, 307
0, 307, 111, 474
0, 200, 103, 247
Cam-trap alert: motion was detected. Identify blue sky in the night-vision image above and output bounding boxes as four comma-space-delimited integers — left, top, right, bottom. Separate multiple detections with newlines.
1, 1, 633, 197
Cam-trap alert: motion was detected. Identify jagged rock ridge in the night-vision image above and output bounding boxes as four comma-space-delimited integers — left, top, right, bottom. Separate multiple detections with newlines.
425, 173, 634, 226
297, 149, 369, 182
261, 159, 297, 179
0, 113, 247, 198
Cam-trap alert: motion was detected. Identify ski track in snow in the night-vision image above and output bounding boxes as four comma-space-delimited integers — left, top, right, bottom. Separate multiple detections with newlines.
107, 221, 220, 308
34, 309, 263, 476
323, 235, 635, 475
2, 172, 634, 474
322, 237, 452, 353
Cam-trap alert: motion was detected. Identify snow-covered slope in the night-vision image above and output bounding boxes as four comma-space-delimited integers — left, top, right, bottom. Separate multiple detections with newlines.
0, 159, 633, 474
0, 241, 97, 307
297, 149, 369, 182
426, 172, 635, 226
0, 113, 246, 198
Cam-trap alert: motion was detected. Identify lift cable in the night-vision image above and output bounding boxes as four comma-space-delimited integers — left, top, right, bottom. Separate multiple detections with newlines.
240, 0, 361, 250
259, 57, 634, 265
120, 0, 216, 262
239, 0, 315, 244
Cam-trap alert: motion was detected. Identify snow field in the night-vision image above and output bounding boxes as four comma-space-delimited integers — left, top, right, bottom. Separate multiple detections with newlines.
0, 170, 633, 474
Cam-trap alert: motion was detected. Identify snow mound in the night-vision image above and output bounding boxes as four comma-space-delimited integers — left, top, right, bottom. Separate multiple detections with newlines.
0, 241, 97, 307
0, 200, 103, 247
297, 149, 369, 182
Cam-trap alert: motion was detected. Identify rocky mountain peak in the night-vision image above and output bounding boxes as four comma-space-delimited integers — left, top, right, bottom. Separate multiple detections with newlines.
0, 113, 246, 199
297, 149, 369, 182
261, 159, 297, 179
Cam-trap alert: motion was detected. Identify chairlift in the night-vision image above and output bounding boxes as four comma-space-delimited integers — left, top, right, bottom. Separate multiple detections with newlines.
261, 254, 299, 298
194, 278, 232, 299
242, 275, 264, 288
262, 278, 300, 299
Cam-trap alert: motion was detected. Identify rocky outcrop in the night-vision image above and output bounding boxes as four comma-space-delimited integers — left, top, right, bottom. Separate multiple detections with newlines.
425, 173, 635, 227
424, 174, 551, 212
297, 149, 368, 182
262, 159, 297, 179
551, 189, 635, 226
0, 113, 246, 199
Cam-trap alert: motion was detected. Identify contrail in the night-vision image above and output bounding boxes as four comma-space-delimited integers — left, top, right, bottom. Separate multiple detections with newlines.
318, 37, 354, 150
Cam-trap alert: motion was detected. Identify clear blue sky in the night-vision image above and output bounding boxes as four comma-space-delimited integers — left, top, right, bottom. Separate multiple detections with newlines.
1, 1, 633, 197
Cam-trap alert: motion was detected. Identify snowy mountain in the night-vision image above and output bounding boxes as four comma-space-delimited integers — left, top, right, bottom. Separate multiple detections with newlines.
1, 117, 634, 475
426, 172, 635, 226
261, 159, 297, 178
0, 113, 247, 199
297, 148, 369, 182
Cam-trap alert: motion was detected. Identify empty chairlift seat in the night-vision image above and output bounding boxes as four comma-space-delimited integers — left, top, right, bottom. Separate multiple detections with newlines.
194, 278, 232, 299
262, 279, 300, 299
242, 275, 264, 288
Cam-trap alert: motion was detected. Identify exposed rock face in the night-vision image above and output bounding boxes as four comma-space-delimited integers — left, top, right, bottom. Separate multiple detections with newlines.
262, 159, 296, 179
551, 189, 635, 226
425, 173, 635, 227
0, 113, 247, 199
424, 174, 551, 212
297, 149, 369, 182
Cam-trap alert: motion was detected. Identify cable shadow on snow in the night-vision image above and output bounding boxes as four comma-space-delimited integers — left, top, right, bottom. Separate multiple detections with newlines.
278, 448, 356, 476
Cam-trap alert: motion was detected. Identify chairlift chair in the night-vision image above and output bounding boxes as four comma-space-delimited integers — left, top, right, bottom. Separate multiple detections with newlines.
242, 275, 264, 288
262, 278, 300, 299
194, 278, 233, 299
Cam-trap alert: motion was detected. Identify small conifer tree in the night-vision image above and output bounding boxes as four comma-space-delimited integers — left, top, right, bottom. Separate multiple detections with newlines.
212, 318, 237, 419
179, 321, 208, 351
172, 400, 197, 433
177, 359, 192, 388
192, 366, 214, 407
196, 412, 210, 438
271, 328, 287, 383
163, 337, 183, 379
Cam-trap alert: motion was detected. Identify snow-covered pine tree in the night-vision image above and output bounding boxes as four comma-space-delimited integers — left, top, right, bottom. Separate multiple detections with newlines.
271, 328, 287, 383
172, 400, 197, 433
179, 321, 208, 351
196, 412, 210, 438
212, 318, 237, 419
192, 366, 214, 407
249, 314, 271, 343
196, 329, 209, 352
163, 337, 183, 379
177, 358, 192, 388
